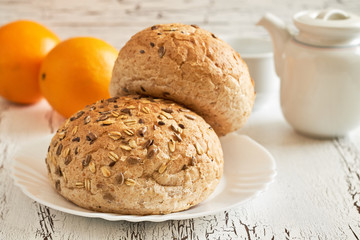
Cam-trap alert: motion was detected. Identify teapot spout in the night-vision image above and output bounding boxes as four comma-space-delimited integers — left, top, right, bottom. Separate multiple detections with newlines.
257, 13, 292, 78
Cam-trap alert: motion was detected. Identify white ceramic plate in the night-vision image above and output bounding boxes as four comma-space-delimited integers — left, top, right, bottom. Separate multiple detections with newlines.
11, 133, 276, 222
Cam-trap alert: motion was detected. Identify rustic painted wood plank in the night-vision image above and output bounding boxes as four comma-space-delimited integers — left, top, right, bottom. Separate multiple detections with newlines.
1, 0, 359, 46
238, 103, 360, 239
333, 137, 360, 240
1, 97, 360, 239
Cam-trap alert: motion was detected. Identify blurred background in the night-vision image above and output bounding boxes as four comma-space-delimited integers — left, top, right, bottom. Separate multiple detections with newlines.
1, 0, 359, 49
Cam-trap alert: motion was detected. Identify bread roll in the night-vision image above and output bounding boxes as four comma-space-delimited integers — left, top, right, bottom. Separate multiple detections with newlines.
110, 23, 255, 136
46, 95, 223, 215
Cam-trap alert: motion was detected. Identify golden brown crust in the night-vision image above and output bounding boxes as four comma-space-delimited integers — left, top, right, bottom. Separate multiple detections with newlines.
110, 23, 255, 136
46, 95, 223, 215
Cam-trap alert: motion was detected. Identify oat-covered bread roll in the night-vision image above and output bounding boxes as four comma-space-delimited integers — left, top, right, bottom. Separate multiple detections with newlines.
110, 23, 255, 136
46, 95, 223, 215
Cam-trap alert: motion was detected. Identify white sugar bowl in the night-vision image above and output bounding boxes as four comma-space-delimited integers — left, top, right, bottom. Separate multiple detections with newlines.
258, 9, 360, 138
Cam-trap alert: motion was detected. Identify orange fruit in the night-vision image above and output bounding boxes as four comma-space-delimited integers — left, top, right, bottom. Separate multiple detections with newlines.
39, 37, 118, 118
0, 20, 60, 104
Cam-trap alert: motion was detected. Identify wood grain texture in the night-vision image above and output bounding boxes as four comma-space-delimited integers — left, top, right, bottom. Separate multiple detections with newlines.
1, 96, 360, 239
1, 0, 359, 47
1, 0, 360, 239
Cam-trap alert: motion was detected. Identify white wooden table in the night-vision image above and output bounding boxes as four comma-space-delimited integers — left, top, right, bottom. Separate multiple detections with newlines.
1, 95, 360, 239
1, 0, 360, 239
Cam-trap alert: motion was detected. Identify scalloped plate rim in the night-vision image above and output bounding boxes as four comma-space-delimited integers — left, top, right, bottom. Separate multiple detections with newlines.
10, 133, 276, 222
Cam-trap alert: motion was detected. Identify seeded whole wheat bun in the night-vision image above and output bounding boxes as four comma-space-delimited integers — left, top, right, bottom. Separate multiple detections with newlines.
110, 23, 255, 136
46, 95, 223, 215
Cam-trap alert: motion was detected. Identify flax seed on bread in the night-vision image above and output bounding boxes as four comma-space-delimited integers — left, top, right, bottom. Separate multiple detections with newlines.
46, 95, 223, 215
110, 23, 255, 136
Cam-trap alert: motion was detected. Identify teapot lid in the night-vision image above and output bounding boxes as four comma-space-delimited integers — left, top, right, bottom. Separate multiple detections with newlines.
293, 9, 360, 47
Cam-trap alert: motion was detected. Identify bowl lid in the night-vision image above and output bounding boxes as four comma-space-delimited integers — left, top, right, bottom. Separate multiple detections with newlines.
293, 9, 360, 46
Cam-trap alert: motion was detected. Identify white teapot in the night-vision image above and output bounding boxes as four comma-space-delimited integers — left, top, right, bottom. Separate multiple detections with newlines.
257, 9, 360, 138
